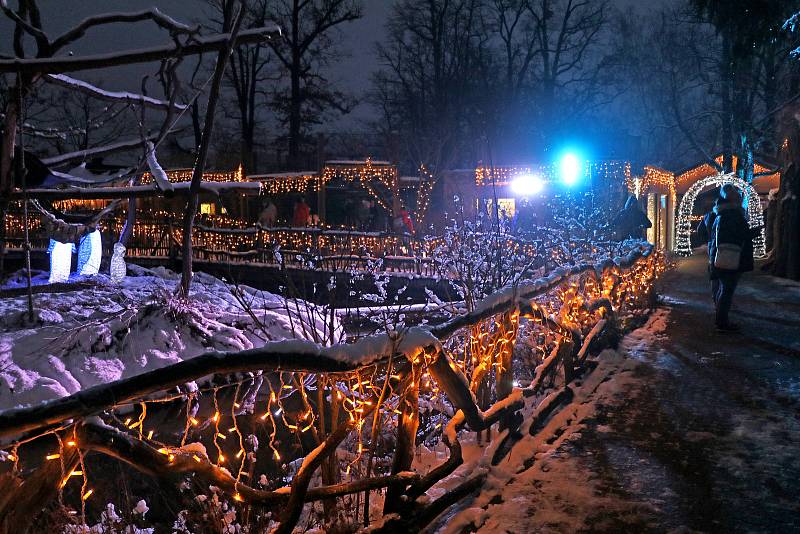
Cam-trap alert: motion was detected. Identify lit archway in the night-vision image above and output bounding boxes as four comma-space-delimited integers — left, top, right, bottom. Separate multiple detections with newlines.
674, 173, 766, 258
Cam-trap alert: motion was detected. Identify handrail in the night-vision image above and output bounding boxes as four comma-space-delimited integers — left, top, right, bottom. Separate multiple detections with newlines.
0, 242, 661, 533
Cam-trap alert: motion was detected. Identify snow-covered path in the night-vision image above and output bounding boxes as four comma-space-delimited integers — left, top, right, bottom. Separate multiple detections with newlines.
434, 254, 800, 533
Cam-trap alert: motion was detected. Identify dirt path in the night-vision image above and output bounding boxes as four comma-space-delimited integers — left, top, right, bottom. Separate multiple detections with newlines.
438, 255, 800, 533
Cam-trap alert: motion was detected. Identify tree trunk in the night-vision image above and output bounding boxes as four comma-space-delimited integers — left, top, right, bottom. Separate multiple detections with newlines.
383, 364, 421, 515
721, 35, 734, 173
178, 4, 243, 296
288, 60, 302, 170
772, 160, 800, 280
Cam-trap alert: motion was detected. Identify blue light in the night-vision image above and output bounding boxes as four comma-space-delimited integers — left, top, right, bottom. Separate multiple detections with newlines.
560, 153, 582, 186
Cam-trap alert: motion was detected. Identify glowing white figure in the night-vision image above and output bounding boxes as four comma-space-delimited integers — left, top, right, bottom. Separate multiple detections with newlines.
48, 240, 74, 283
110, 242, 127, 284
77, 229, 102, 276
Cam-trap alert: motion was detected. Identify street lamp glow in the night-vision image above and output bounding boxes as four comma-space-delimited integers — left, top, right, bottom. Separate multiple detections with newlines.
560, 153, 582, 186
511, 174, 545, 196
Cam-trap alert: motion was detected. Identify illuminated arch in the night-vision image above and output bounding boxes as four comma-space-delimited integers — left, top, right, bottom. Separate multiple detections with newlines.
675, 173, 766, 258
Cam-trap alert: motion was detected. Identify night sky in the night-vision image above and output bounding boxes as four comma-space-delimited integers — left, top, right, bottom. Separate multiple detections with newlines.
0, 0, 670, 128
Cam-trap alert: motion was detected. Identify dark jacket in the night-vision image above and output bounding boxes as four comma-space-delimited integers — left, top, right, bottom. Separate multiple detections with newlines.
709, 200, 755, 277
696, 211, 716, 248
613, 197, 652, 240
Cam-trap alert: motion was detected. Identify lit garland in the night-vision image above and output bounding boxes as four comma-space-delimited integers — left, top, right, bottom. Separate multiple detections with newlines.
675, 173, 766, 258
415, 164, 435, 223
676, 155, 780, 192
256, 173, 321, 194
626, 165, 677, 210
475, 166, 532, 186
475, 161, 631, 187
140, 167, 246, 185
322, 158, 398, 211
323, 158, 398, 191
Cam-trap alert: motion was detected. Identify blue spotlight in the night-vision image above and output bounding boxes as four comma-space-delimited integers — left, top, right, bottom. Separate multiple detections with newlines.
559, 153, 582, 186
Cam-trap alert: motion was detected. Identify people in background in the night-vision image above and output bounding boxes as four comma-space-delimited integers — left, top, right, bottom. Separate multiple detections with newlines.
258, 197, 277, 227
612, 195, 652, 240
292, 196, 310, 227
394, 204, 414, 234
708, 184, 757, 331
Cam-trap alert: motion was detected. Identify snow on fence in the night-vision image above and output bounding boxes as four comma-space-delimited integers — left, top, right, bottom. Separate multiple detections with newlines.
0, 244, 661, 533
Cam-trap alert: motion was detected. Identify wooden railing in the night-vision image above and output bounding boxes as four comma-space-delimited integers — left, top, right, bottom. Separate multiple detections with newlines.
0, 243, 662, 533
2, 212, 438, 276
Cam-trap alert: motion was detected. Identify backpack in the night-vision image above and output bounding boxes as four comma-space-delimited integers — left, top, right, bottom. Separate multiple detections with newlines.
713, 215, 741, 271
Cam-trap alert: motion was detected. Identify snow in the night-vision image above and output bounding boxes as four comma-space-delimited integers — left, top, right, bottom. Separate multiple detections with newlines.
25, 180, 261, 198
412, 311, 671, 533
46, 74, 186, 110
0, 266, 335, 412
145, 141, 174, 194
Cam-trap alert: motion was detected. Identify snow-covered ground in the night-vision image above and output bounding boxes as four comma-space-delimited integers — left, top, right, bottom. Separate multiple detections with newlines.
427, 254, 800, 533
0, 267, 333, 412
422, 313, 665, 534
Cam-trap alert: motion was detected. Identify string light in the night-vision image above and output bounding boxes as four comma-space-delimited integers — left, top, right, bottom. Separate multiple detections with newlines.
476, 161, 630, 187
675, 173, 766, 258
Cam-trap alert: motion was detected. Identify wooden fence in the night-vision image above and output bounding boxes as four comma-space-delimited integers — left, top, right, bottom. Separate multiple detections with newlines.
0, 243, 661, 533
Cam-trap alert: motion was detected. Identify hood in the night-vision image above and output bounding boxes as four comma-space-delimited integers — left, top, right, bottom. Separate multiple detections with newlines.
714, 198, 744, 215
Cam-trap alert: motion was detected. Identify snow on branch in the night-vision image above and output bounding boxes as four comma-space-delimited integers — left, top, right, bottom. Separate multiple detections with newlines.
45, 74, 187, 110
145, 141, 174, 194
41, 135, 157, 166
0, 327, 440, 440
49, 8, 196, 51
0, 26, 281, 74
14, 180, 261, 200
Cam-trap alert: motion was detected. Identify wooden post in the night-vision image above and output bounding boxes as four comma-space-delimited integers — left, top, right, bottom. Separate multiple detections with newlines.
495, 311, 518, 432
0, 447, 80, 533
383, 363, 421, 515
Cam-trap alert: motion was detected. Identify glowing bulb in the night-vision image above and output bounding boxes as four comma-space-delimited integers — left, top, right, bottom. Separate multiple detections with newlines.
511, 174, 545, 196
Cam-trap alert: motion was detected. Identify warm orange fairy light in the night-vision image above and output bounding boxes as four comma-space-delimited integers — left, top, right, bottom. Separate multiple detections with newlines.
82, 489, 93, 501
46, 453, 60, 460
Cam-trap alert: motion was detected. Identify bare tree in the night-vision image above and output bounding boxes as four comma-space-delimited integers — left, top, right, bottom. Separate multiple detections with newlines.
179, 0, 245, 296
207, 0, 278, 173
372, 0, 485, 203
266, 0, 363, 169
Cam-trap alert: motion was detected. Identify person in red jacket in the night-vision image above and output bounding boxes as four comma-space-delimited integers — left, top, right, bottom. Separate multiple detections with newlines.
401, 205, 414, 234
292, 196, 310, 227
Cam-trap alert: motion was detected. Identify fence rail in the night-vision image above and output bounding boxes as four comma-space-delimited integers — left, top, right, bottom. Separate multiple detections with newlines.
0, 242, 661, 533
6, 212, 614, 281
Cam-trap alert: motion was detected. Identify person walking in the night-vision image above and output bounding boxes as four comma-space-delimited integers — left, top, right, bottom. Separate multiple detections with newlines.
709, 184, 756, 331
696, 197, 720, 301
612, 196, 652, 240
292, 196, 310, 227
